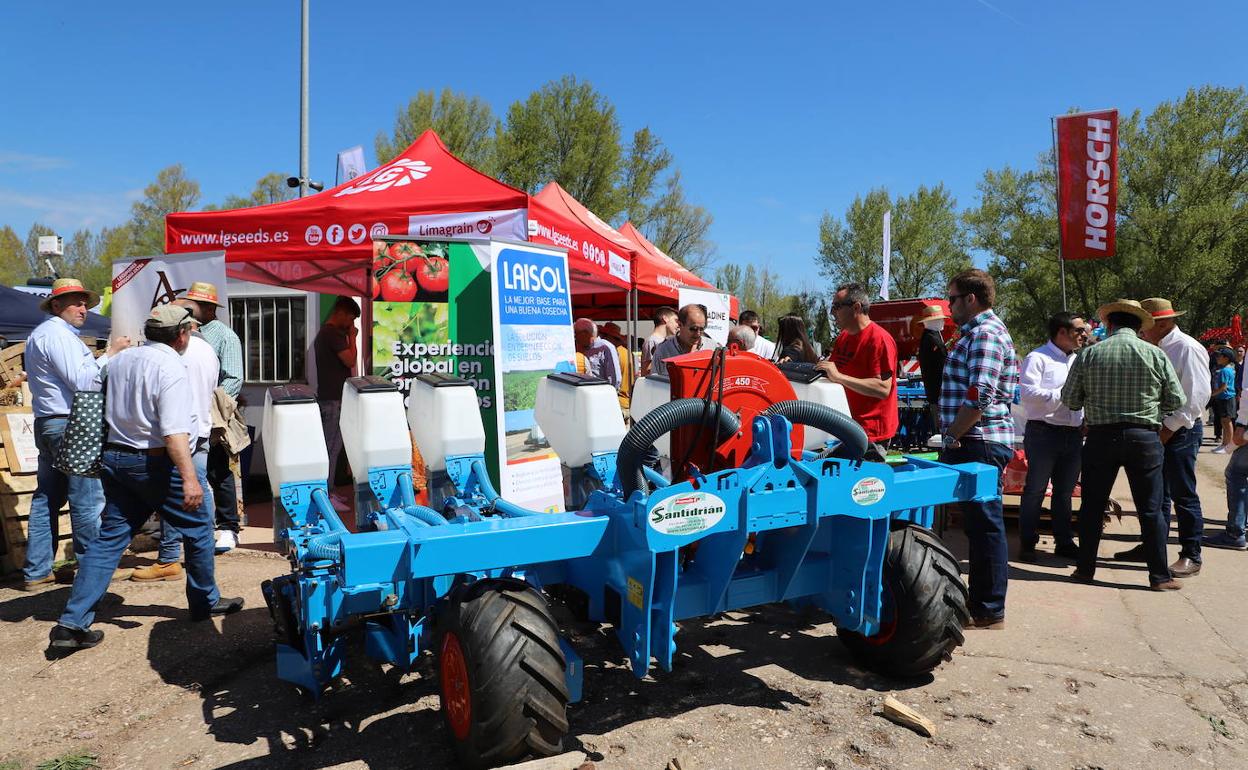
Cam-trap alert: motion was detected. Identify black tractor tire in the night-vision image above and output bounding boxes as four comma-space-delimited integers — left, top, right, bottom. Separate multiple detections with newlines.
436, 578, 570, 769
839, 524, 969, 678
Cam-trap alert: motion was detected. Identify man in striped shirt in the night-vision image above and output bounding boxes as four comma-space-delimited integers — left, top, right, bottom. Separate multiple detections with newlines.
1062, 299, 1186, 591
938, 269, 1018, 630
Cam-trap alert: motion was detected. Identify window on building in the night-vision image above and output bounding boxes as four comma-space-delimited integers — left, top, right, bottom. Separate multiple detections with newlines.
229, 296, 307, 384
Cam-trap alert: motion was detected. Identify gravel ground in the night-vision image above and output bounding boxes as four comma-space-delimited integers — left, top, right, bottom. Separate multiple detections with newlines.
2, 451, 1247, 770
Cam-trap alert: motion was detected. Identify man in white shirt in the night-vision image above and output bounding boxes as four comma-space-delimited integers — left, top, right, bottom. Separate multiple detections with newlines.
1134, 298, 1210, 577
130, 299, 220, 582
1017, 311, 1090, 561
48, 305, 243, 656
739, 310, 777, 360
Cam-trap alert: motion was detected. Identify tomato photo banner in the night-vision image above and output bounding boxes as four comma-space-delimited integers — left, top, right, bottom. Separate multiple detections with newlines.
1056, 109, 1118, 261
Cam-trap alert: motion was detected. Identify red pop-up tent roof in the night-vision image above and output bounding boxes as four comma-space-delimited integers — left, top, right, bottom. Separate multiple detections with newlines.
533, 184, 737, 318
166, 130, 538, 294
528, 195, 631, 294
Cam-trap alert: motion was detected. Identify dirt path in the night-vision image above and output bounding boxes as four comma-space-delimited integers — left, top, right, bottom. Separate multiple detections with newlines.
2, 451, 1246, 769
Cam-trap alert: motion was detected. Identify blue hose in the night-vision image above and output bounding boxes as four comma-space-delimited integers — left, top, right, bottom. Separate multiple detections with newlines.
642, 465, 670, 488
470, 459, 542, 517
303, 532, 343, 562
404, 504, 450, 527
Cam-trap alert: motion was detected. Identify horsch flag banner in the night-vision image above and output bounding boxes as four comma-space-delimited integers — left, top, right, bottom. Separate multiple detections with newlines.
1056, 109, 1118, 260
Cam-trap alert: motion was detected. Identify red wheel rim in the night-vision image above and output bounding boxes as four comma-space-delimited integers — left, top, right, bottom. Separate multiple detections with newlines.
440, 632, 472, 740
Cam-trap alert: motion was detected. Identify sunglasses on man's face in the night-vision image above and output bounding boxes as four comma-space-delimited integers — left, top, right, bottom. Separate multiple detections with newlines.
685, 325, 705, 334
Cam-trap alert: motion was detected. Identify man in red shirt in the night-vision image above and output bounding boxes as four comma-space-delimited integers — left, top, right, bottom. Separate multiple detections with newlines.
816, 283, 899, 454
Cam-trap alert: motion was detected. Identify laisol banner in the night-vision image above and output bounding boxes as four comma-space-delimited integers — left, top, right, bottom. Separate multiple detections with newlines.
110, 250, 226, 342
489, 242, 576, 512
1056, 109, 1118, 260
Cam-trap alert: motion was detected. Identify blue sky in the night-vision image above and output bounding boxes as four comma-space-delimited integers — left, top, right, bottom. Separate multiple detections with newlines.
2, 1, 1245, 293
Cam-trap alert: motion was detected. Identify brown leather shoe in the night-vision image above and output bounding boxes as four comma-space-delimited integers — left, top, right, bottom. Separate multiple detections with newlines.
967, 616, 1006, 630
21, 574, 55, 591
1169, 557, 1201, 578
1150, 580, 1183, 591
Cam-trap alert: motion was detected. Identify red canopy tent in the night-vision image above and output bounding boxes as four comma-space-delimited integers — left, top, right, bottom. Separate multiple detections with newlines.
532, 183, 737, 320
527, 197, 631, 294
165, 130, 625, 296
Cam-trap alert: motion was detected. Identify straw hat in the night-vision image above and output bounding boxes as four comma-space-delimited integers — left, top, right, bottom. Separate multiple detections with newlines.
1096, 299, 1155, 331
182, 281, 224, 308
39, 278, 100, 314
1140, 297, 1186, 320
599, 322, 626, 344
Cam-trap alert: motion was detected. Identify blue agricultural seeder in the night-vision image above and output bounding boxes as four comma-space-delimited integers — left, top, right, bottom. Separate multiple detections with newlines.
260, 352, 997, 769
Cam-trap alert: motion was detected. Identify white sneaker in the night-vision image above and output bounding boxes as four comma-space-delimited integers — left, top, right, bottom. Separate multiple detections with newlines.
1212, 445, 1229, 454
330, 493, 351, 513
214, 530, 237, 554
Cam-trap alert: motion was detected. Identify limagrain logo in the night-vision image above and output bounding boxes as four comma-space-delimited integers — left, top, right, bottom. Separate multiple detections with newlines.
334, 159, 432, 197
476, 219, 493, 234
648, 491, 727, 536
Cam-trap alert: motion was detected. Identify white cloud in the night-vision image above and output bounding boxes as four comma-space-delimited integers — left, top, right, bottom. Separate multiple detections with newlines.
0, 151, 72, 172
0, 187, 143, 232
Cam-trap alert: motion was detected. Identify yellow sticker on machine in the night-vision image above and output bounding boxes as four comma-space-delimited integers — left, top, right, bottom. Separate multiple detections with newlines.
627, 577, 644, 609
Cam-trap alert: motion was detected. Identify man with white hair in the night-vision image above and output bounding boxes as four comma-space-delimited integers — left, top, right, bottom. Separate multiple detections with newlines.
730, 325, 757, 351
573, 318, 621, 389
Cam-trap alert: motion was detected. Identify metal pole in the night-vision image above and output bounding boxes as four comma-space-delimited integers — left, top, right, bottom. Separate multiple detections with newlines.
1052, 116, 1067, 310
299, 0, 309, 198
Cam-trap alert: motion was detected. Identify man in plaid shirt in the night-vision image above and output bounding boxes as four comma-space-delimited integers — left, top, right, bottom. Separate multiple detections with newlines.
1062, 299, 1186, 591
938, 269, 1018, 629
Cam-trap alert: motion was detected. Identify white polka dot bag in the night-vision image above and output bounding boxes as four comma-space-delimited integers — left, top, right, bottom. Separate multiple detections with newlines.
53, 390, 107, 477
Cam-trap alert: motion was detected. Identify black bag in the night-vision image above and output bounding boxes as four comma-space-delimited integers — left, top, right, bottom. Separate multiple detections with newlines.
53, 390, 107, 477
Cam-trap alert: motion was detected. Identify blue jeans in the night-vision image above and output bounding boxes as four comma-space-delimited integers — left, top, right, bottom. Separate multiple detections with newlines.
1019, 421, 1081, 549
24, 416, 103, 582
1225, 444, 1248, 539
157, 445, 213, 563
59, 447, 219, 631
1161, 421, 1203, 561
941, 438, 1013, 620
1077, 425, 1170, 585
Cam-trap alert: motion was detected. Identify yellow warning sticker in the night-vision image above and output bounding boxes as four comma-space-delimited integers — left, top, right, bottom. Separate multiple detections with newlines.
627, 577, 644, 609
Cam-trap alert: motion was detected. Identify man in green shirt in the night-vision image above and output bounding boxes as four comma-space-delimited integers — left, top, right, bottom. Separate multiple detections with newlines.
1062, 299, 1186, 591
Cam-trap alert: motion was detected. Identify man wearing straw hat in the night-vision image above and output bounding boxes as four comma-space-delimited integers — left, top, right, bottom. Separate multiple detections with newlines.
1135, 297, 1211, 578
1062, 299, 1186, 591
21, 279, 129, 590
181, 282, 244, 554
915, 304, 949, 430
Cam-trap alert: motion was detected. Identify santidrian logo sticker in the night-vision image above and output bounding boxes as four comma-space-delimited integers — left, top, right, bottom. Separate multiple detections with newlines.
851, 477, 886, 506
648, 492, 726, 536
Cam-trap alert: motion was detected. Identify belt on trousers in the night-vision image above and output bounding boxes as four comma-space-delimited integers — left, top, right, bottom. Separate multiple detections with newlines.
1027, 420, 1081, 432
105, 442, 167, 456
1087, 422, 1160, 432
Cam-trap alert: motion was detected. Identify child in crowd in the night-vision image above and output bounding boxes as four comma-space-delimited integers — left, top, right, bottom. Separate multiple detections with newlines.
1213, 348, 1238, 454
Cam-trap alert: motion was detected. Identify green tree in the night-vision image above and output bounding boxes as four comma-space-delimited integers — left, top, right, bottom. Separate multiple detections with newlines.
0, 225, 26, 285
817, 186, 967, 300
816, 188, 891, 295
208, 172, 296, 210
644, 171, 715, 273
891, 184, 971, 297
617, 127, 672, 226
129, 164, 201, 256
495, 75, 623, 218
376, 88, 498, 172
714, 263, 787, 328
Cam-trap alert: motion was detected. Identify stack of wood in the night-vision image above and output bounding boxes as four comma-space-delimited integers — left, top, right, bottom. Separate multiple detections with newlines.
0, 344, 72, 576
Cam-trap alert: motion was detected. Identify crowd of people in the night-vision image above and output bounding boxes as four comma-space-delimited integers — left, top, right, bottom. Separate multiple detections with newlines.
20, 279, 250, 655
17, 268, 1248, 653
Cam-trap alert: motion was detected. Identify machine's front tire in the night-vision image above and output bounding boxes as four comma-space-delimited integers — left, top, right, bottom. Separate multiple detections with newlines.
436, 578, 570, 769
839, 524, 969, 678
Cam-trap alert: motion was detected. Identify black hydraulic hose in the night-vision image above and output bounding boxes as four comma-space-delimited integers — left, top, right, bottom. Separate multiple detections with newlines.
619, 397, 742, 499
763, 400, 869, 460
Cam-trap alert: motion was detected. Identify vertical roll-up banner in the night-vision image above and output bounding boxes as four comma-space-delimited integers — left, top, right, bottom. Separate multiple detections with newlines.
1056, 109, 1118, 260
110, 250, 227, 342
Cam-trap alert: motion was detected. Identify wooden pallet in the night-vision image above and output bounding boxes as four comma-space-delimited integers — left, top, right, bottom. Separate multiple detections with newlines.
0, 405, 73, 575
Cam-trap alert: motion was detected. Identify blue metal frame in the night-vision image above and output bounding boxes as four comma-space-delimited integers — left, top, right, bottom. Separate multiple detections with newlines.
267, 413, 997, 699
